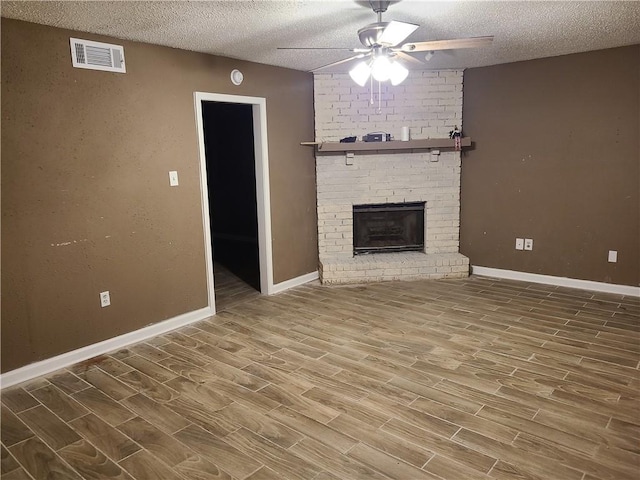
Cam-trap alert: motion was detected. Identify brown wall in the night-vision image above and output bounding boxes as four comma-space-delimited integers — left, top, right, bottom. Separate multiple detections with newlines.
1, 19, 318, 372
461, 46, 640, 287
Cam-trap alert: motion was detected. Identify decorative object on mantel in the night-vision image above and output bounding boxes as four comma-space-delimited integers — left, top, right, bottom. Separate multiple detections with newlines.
449, 126, 462, 151
362, 132, 392, 142
401, 126, 410, 141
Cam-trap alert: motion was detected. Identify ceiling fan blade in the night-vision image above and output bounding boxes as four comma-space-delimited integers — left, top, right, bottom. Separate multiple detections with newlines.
394, 51, 423, 65
311, 53, 368, 72
398, 36, 493, 53
278, 47, 371, 54
379, 20, 420, 46
277, 47, 354, 51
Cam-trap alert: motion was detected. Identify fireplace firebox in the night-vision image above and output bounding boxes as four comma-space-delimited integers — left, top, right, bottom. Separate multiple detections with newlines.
353, 202, 425, 255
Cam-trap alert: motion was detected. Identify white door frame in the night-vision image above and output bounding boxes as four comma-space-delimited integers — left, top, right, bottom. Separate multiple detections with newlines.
194, 92, 274, 312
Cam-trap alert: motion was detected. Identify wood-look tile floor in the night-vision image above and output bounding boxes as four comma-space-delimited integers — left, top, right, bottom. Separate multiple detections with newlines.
213, 262, 260, 312
2, 276, 639, 480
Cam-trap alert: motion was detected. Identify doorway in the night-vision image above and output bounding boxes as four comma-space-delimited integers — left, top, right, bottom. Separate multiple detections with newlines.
203, 101, 260, 298
194, 93, 274, 313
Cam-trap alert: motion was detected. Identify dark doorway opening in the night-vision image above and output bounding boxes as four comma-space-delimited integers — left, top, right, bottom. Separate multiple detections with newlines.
202, 101, 261, 300
353, 202, 425, 255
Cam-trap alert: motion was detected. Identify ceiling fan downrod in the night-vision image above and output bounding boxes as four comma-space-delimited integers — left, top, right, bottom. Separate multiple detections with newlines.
369, 1, 390, 22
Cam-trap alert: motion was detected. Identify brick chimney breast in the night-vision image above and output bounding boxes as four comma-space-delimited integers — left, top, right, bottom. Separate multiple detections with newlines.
314, 71, 469, 284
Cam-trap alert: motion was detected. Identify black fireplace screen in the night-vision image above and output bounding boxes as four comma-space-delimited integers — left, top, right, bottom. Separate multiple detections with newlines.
353, 202, 425, 255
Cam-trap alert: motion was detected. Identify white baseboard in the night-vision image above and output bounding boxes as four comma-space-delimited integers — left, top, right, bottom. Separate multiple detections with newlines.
0, 306, 214, 390
472, 266, 640, 297
269, 270, 319, 294
1, 270, 320, 389
2, 266, 633, 388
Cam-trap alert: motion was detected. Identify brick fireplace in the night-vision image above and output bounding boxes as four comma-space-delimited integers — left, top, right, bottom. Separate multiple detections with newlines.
314, 70, 470, 284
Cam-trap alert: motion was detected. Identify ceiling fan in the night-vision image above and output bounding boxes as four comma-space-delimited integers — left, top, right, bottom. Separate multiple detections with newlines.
279, 0, 493, 86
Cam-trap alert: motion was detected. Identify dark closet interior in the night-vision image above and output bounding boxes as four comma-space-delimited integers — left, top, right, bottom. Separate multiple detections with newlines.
202, 101, 260, 291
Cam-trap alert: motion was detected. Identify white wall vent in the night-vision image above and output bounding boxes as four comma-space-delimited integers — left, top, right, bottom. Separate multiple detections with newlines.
70, 38, 126, 73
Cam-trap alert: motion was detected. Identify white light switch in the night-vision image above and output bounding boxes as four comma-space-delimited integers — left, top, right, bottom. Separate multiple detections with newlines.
169, 171, 179, 186
524, 238, 533, 251
515, 238, 524, 250
608, 250, 618, 263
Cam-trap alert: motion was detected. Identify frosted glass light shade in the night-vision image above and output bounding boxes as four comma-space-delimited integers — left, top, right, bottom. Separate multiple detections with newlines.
371, 56, 392, 81
349, 61, 371, 87
389, 61, 409, 86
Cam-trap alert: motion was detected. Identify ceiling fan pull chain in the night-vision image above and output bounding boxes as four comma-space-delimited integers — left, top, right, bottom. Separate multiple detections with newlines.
377, 79, 382, 114
370, 74, 374, 105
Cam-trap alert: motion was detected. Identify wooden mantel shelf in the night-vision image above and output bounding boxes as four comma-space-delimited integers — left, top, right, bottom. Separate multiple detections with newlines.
302, 137, 471, 153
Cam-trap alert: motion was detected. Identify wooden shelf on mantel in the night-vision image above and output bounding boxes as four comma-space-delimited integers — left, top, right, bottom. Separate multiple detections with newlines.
301, 137, 471, 153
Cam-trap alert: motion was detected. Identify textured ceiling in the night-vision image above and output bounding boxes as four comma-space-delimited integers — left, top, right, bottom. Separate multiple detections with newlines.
2, 1, 640, 72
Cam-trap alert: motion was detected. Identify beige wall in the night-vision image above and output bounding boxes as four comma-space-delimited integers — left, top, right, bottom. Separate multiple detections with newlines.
1, 19, 318, 372
461, 46, 639, 286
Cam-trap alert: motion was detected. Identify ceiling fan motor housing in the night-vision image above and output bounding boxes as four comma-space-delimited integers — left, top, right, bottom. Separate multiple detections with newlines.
358, 23, 392, 47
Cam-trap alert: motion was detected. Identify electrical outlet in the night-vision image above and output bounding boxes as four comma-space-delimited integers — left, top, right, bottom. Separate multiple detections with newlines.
524, 238, 533, 251
169, 171, 179, 186
515, 238, 524, 250
100, 291, 111, 308
608, 250, 618, 263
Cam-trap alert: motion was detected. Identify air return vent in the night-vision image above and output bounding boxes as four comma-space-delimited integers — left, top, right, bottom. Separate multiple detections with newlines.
70, 38, 126, 73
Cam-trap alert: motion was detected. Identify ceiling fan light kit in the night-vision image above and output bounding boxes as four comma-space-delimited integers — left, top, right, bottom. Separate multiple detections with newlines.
388, 60, 409, 85
348, 56, 408, 87
349, 61, 372, 86
371, 55, 392, 81
347, 53, 409, 89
